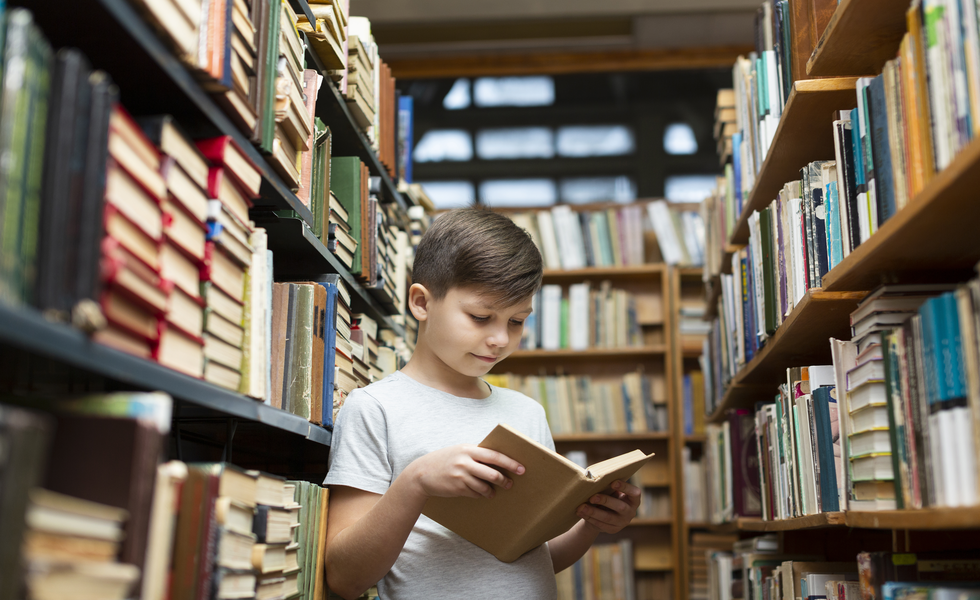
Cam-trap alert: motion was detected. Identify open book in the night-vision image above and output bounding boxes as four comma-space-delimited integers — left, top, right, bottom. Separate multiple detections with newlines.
422, 424, 655, 563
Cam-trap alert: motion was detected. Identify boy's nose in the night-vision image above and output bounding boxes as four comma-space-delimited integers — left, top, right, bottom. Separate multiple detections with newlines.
486, 325, 509, 348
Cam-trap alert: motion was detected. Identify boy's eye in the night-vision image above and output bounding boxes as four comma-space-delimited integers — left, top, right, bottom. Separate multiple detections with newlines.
510, 320, 525, 326
470, 315, 489, 322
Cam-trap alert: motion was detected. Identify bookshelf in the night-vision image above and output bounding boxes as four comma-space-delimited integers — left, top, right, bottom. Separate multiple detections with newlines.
806, 0, 910, 77
729, 77, 860, 245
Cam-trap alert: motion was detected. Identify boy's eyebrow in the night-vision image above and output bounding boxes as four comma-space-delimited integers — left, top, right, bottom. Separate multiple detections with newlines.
474, 301, 533, 313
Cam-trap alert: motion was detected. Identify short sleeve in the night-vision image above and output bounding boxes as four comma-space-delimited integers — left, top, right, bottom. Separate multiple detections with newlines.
323, 389, 392, 495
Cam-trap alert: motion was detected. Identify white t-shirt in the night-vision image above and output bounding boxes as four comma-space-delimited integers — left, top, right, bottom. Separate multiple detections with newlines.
324, 370, 558, 600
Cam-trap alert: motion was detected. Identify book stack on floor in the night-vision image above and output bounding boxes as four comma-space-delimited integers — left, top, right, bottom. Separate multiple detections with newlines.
288, 480, 330, 600
750, 365, 844, 520
715, 89, 736, 166
484, 370, 668, 435
832, 282, 980, 512
555, 540, 634, 600
507, 204, 650, 271
705, 408, 762, 523
197, 135, 267, 392
299, 0, 349, 81
251, 472, 300, 600
520, 281, 646, 351
688, 533, 737, 600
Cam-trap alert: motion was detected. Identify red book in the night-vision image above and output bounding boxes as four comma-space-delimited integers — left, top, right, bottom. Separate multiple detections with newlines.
207, 167, 252, 229
195, 135, 261, 198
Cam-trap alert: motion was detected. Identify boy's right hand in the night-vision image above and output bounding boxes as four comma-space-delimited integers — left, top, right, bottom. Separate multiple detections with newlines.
405, 445, 525, 501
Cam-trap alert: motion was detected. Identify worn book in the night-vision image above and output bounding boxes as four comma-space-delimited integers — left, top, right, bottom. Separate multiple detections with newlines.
422, 424, 653, 563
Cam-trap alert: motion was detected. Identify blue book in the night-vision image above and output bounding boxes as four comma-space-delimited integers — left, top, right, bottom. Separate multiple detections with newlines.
740, 252, 755, 363
397, 95, 413, 183
920, 296, 943, 405
826, 179, 843, 269
941, 292, 966, 401
867, 74, 897, 224
811, 386, 840, 512
732, 132, 743, 215
683, 375, 693, 435
316, 277, 341, 429
851, 108, 866, 190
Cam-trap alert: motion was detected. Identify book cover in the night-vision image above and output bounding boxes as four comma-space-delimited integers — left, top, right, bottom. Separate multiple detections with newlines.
422, 424, 653, 563
867, 74, 897, 225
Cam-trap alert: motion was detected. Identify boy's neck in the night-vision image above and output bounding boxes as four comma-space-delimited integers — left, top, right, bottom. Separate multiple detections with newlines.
400, 340, 491, 400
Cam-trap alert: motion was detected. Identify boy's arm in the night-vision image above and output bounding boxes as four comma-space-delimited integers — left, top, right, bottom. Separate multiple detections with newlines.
548, 479, 642, 573
325, 444, 525, 599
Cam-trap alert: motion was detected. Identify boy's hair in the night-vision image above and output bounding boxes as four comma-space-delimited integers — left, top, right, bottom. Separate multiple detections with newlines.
413, 207, 543, 307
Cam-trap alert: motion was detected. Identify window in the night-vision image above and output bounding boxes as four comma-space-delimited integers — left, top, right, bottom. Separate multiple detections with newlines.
664, 175, 717, 203
443, 78, 471, 110
479, 179, 557, 207
557, 125, 635, 157
414, 129, 473, 163
419, 181, 476, 209
663, 122, 698, 155
473, 76, 555, 107
560, 176, 636, 204
476, 127, 554, 160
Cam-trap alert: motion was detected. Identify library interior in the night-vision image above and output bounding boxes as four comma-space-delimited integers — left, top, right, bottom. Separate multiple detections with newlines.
1, 0, 980, 598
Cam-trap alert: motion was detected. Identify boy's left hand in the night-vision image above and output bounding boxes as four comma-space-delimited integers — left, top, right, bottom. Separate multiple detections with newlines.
576, 480, 641, 534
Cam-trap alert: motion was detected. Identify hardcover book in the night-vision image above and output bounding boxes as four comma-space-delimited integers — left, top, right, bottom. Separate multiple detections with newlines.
422, 424, 653, 563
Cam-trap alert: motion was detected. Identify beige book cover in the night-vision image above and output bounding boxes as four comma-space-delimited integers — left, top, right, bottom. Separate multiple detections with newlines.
422, 424, 654, 563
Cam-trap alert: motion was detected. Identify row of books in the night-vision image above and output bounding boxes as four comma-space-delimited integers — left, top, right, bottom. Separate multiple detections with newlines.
485, 371, 669, 435
647, 200, 707, 267
520, 282, 649, 351
555, 540, 635, 600
689, 532, 738, 600
506, 204, 650, 271
707, 542, 980, 600
683, 446, 708, 524
683, 370, 707, 436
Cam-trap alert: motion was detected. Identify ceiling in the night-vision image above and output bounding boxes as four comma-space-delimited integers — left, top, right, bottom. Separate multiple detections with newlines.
352, 0, 758, 76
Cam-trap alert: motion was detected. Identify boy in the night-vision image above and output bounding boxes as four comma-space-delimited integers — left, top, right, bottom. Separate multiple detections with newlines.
324, 208, 641, 599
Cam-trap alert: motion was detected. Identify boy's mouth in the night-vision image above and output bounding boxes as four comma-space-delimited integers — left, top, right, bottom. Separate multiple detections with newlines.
472, 353, 499, 363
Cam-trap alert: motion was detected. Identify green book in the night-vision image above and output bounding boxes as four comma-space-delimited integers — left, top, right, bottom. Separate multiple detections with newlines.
559, 297, 569, 349
285, 283, 314, 420
290, 480, 309, 597
759, 207, 777, 336
882, 329, 909, 509
260, 0, 279, 153
330, 156, 362, 276
306, 485, 321, 594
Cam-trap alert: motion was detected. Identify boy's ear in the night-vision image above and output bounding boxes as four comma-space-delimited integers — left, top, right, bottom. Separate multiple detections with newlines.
407, 283, 432, 321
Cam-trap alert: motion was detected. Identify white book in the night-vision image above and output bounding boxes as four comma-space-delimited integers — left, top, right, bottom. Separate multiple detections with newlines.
646, 200, 683, 265
790, 195, 807, 307
561, 206, 588, 270
535, 211, 562, 270
833, 120, 854, 257
540, 285, 562, 351
568, 283, 590, 351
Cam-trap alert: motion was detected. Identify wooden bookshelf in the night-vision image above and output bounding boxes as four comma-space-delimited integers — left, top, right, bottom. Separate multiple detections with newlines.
542, 264, 666, 279
505, 345, 668, 360
553, 432, 671, 443
684, 435, 708, 444
821, 134, 980, 292
740, 512, 845, 531
806, 0, 909, 77
706, 290, 866, 423
630, 518, 675, 527
706, 382, 773, 424
845, 507, 980, 530
729, 77, 860, 245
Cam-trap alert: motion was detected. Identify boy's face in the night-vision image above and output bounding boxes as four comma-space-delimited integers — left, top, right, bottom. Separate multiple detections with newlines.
420, 285, 533, 378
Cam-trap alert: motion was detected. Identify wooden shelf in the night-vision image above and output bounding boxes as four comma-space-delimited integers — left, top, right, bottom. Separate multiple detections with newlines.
704, 273, 722, 320
741, 512, 845, 531
721, 244, 741, 276
729, 78, 860, 245
678, 267, 704, 278
553, 432, 671, 443
684, 435, 708, 444
806, 0, 909, 77
630, 518, 674, 527
707, 383, 775, 424
846, 507, 980, 530
504, 346, 667, 360
821, 135, 980, 292
707, 289, 867, 422
541, 264, 666, 279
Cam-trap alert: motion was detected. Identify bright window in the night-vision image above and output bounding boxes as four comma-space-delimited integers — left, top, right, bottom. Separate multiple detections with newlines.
665, 175, 717, 203
419, 181, 476, 209
663, 122, 698, 155
414, 129, 473, 163
474, 76, 555, 107
560, 176, 636, 204
557, 125, 635, 157
479, 179, 557, 207
443, 78, 471, 110
476, 127, 554, 160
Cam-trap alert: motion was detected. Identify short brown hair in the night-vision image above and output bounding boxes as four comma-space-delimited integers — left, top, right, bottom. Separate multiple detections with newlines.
413, 208, 543, 307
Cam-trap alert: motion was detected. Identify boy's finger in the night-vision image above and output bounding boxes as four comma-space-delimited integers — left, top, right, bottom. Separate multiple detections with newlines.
588, 494, 630, 515
472, 463, 514, 490
611, 480, 641, 500
472, 447, 525, 476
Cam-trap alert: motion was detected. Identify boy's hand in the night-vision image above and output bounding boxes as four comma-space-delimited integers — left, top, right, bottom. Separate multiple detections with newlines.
406, 444, 525, 501
576, 480, 641, 534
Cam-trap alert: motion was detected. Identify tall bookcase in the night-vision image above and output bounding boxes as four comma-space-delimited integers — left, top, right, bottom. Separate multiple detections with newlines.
697, 0, 980, 598
0, 0, 409, 478
488, 249, 683, 598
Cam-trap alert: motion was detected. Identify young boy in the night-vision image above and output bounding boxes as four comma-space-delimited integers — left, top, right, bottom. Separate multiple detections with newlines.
324, 208, 641, 599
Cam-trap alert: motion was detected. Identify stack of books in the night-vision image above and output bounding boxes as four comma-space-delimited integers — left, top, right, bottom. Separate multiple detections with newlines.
300, 0, 349, 77
647, 200, 706, 267
331, 276, 357, 422
330, 156, 374, 280
251, 473, 300, 599
406, 204, 431, 253
126, 0, 199, 66
351, 313, 382, 383
367, 204, 402, 311
21, 489, 139, 600
688, 533, 737, 600
94, 105, 171, 362
700, 177, 729, 283
344, 19, 377, 135
268, 2, 315, 189
286, 480, 330, 599
714, 88, 736, 166
521, 282, 647, 351
485, 370, 667, 435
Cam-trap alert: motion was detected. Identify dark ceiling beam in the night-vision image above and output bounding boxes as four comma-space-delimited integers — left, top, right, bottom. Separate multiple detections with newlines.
413, 154, 720, 181
386, 45, 754, 79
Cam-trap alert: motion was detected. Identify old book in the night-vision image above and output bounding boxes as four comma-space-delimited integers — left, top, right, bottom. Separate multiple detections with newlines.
269, 282, 290, 409
196, 135, 261, 198
284, 283, 314, 420
138, 115, 209, 190
422, 424, 653, 563
330, 156, 363, 277
161, 158, 209, 225
141, 461, 188, 600
163, 199, 207, 263
156, 320, 205, 378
